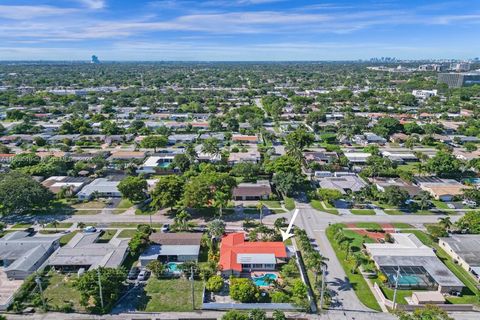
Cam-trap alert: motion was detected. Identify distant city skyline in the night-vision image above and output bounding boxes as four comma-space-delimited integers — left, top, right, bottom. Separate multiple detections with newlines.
0, 0, 479, 61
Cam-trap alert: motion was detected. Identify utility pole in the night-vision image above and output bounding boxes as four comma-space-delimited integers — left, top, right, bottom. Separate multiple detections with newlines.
35, 275, 46, 311
97, 268, 104, 311
319, 264, 327, 310
190, 266, 195, 310
392, 266, 401, 311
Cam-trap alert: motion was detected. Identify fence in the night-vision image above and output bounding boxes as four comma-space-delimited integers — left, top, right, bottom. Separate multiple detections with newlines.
202, 302, 297, 310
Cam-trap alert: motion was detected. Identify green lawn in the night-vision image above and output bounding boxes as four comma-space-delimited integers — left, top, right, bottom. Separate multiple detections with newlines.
261, 200, 282, 208
11, 223, 33, 229
72, 201, 106, 209
139, 278, 203, 312
99, 229, 117, 242
373, 279, 412, 305
117, 229, 137, 238
45, 222, 73, 229
59, 231, 79, 246
351, 209, 376, 215
310, 200, 339, 215
432, 200, 449, 210
326, 226, 381, 311
117, 198, 134, 209
384, 209, 405, 215
42, 272, 84, 312
355, 222, 382, 230
284, 197, 295, 211
391, 223, 413, 229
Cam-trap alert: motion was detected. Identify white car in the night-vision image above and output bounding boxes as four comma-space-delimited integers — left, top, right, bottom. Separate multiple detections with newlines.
83, 226, 97, 233
462, 200, 477, 207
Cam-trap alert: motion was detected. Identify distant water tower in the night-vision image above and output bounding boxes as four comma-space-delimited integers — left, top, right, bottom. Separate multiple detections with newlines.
91, 55, 100, 64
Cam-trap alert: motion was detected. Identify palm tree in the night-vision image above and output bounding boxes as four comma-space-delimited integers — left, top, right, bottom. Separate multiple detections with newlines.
438, 217, 452, 232
207, 219, 226, 242
201, 138, 220, 158
173, 210, 192, 231
213, 190, 229, 217
305, 251, 329, 282
338, 236, 353, 259
418, 191, 431, 210
351, 252, 367, 274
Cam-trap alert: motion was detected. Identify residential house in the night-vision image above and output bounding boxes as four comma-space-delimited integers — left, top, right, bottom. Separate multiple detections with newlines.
371, 177, 422, 197
343, 152, 371, 164
228, 150, 261, 165
136, 155, 176, 174
303, 150, 338, 165
41, 176, 91, 195
364, 233, 464, 293
438, 235, 480, 281
354, 133, 387, 146
139, 233, 202, 267
232, 134, 259, 144
317, 174, 367, 194
415, 177, 467, 201
77, 177, 122, 200
219, 233, 288, 276
381, 149, 418, 164
109, 151, 146, 161
48, 232, 129, 272
0, 231, 60, 280
232, 180, 272, 201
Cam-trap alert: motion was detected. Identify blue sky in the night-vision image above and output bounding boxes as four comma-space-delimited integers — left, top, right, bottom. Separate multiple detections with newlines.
0, 0, 479, 61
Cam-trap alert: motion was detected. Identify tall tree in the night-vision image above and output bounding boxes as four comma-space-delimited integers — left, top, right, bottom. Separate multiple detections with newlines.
0, 172, 53, 216
151, 175, 184, 211
118, 176, 148, 203
74, 267, 126, 314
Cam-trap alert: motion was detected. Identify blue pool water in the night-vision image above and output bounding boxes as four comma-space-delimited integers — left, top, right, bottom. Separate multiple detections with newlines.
166, 262, 181, 273
464, 178, 480, 185
158, 162, 171, 169
252, 273, 278, 286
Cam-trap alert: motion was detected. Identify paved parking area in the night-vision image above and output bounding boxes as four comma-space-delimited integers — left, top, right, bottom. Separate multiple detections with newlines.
0, 267, 23, 309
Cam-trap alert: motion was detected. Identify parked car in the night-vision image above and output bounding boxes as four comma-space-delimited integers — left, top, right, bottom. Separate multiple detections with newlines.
83, 226, 97, 233
161, 224, 170, 233
447, 203, 455, 209
462, 200, 477, 207
127, 267, 140, 280
137, 270, 150, 281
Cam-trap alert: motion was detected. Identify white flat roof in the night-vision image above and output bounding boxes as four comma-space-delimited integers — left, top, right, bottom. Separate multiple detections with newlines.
237, 253, 276, 264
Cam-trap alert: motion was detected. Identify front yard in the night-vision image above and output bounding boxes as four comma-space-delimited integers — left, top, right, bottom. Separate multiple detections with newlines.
42, 271, 84, 312
139, 278, 204, 312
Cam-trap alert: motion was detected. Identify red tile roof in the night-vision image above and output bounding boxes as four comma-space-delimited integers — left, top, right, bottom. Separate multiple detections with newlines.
219, 233, 287, 272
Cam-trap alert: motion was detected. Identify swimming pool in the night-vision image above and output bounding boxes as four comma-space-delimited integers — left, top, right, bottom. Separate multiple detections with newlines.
464, 178, 480, 185
166, 262, 182, 273
252, 273, 278, 286
158, 162, 172, 169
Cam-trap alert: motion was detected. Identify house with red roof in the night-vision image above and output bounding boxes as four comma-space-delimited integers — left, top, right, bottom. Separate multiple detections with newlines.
219, 233, 288, 276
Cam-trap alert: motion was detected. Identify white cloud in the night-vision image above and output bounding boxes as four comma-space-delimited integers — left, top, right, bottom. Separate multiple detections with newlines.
77, 0, 106, 10
0, 5, 76, 20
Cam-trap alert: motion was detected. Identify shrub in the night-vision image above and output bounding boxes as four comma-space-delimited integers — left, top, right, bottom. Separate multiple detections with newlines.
206, 275, 224, 292
229, 277, 260, 303
270, 291, 290, 303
